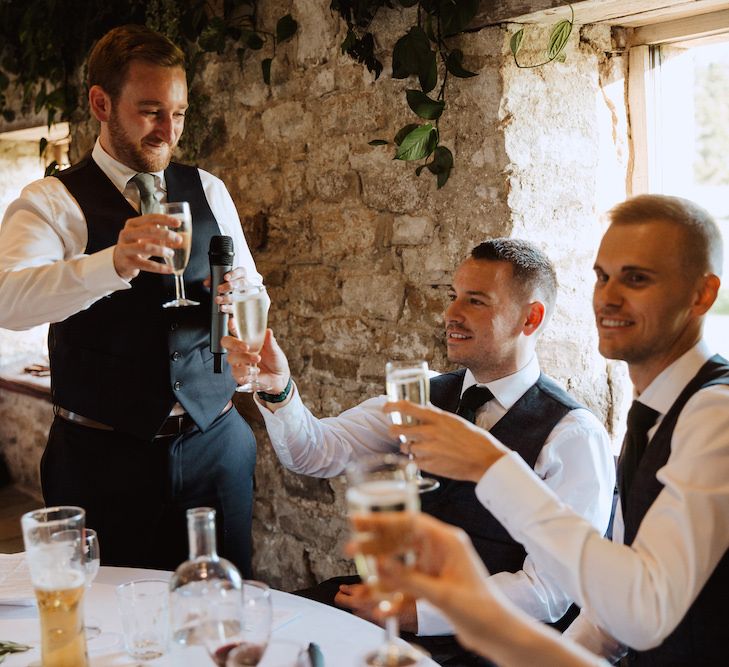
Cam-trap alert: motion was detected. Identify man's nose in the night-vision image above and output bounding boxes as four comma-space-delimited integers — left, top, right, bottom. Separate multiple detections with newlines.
445, 299, 463, 322
156, 114, 175, 143
594, 278, 622, 309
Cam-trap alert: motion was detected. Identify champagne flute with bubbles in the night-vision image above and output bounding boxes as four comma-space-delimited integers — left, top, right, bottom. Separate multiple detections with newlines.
232, 283, 271, 392
346, 454, 422, 667
161, 201, 199, 308
385, 360, 440, 493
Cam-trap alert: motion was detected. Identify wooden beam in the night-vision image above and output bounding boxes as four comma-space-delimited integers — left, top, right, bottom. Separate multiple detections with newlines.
630, 8, 729, 43
473, 0, 728, 27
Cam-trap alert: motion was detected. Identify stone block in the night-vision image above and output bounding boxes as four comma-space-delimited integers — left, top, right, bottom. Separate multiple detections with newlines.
312, 350, 360, 380
261, 102, 315, 143
390, 215, 434, 246
341, 274, 405, 322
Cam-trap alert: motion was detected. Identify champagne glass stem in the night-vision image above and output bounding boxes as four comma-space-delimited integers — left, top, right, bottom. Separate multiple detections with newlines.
383, 613, 400, 666
174, 275, 183, 302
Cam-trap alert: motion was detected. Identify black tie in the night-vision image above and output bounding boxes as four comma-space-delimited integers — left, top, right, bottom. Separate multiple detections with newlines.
456, 385, 494, 424
618, 400, 660, 511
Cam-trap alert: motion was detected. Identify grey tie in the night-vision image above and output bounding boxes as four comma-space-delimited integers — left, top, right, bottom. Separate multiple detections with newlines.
131, 173, 159, 214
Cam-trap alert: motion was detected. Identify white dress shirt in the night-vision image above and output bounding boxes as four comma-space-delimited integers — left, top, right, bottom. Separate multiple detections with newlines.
0, 140, 261, 330
257, 356, 615, 634
476, 341, 729, 657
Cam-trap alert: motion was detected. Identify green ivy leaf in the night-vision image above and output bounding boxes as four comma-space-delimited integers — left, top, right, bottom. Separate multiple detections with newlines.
276, 14, 298, 43
394, 123, 420, 145
199, 16, 227, 53
445, 50, 477, 78
39, 137, 48, 158
242, 30, 264, 50
262, 58, 272, 85
1, 109, 16, 123
341, 28, 356, 54
392, 26, 435, 89
395, 124, 438, 161
547, 19, 572, 60
510, 29, 525, 57
415, 164, 428, 176
440, 0, 479, 36
368, 139, 388, 146
406, 89, 445, 120
428, 145, 454, 188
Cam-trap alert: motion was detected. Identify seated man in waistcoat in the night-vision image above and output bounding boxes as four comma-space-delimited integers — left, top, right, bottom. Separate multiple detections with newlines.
0, 25, 260, 574
222, 238, 615, 665
387, 195, 729, 666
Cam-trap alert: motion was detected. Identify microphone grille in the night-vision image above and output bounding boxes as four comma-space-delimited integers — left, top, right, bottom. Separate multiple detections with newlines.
209, 235, 234, 255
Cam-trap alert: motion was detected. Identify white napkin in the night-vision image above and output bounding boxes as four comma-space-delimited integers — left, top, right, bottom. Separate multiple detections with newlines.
0, 553, 35, 606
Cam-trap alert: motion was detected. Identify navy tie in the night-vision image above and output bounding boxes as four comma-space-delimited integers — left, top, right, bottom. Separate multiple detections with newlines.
456, 385, 494, 423
618, 400, 660, 513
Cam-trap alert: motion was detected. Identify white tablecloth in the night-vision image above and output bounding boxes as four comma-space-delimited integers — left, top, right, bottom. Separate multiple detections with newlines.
0, 566, 438, 666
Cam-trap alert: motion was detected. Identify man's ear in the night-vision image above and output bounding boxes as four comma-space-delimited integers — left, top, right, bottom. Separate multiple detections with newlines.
89, 85, 112, 123
523, 301, 546, 337
692, 273, 721, 316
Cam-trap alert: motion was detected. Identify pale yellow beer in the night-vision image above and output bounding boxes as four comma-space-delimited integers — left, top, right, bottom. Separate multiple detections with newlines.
36, 576, 88, 667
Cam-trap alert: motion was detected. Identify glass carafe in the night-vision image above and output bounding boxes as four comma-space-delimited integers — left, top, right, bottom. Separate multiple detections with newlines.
169, 508, 243, 655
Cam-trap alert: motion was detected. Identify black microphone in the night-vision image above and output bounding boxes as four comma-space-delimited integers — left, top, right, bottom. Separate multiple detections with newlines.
209, 235, 234, 374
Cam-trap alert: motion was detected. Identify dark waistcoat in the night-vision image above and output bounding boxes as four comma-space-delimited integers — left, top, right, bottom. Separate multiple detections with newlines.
50, 157, 237, 440
422, 368, 583, 575
622, 355, 729, 667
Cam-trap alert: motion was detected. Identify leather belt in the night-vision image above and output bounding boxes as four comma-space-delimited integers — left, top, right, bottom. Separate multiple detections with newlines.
55, 401, 233, 439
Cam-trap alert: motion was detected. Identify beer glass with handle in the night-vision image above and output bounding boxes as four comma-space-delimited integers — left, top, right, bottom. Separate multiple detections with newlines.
346, 454, 423, 667
21, 506, 89, 667
231, 283, 272, 392
385, 361, 440, 493
161, 201, 199, 308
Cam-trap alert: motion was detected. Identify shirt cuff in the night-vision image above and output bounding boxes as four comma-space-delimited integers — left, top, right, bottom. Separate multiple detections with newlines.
415, 599, 456, 636
254, 384, 304, 468
79, 246, 131, 292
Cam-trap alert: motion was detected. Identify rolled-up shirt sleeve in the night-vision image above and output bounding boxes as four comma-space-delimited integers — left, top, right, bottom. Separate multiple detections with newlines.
256, 387, 396, 477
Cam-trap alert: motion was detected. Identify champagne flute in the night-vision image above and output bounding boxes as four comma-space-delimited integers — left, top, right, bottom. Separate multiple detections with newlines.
346, 454, 422, 667
231, 283, 272, 393
385, 361, 440, 493
222, 581, 272, 667
82, 529, 102, 640
161, 201, 199, 308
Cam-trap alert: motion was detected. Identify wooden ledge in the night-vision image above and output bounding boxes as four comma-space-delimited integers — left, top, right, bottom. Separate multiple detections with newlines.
0, 363, 52, 403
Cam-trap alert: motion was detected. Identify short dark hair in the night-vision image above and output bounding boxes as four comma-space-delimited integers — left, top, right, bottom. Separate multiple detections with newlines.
608, 194, 723, 277
471, 238, 558, 318
88, 24, 185, 100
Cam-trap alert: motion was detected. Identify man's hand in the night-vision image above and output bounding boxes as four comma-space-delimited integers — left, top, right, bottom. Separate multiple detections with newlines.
384, 401, 507, 482
221, 328, 291, 397
202, 266, 252, 311
334, 583, 418, 633
112, 214, 182, 281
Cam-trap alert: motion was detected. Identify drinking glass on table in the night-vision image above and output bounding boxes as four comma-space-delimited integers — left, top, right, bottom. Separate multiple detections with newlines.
385, 361, 440, 493
161, 201, 199, 308
231, 283, 271, 393
221, 581, 272, 666
346, 454, 422, 667
81, 528, 102, 640
21, 506, 89, 667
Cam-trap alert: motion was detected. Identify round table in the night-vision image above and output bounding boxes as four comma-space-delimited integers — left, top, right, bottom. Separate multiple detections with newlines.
0, 567, 439, 666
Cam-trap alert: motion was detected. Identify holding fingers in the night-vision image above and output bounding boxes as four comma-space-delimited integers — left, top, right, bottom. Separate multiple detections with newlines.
384, 401, 507, 482
112, 213, 182, 281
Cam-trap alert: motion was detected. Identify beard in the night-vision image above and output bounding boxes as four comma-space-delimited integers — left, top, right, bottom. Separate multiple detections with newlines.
108, 110, 176, 173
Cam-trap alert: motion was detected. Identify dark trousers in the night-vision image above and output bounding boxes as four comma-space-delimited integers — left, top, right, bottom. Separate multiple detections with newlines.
296, 576, 496, 667
41, 407, 256, 576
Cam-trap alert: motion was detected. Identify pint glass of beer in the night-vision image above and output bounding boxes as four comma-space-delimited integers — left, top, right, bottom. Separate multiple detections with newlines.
21, 506, 89, 667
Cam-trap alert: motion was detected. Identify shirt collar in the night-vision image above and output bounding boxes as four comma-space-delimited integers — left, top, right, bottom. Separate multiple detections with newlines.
92, 139, 166, 194
460, 355, 541, 411
637, 340, 713, 416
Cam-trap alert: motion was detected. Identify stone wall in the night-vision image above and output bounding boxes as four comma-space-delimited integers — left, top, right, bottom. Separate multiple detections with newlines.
60, 3, 632, 590
188, 7, 628, 589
